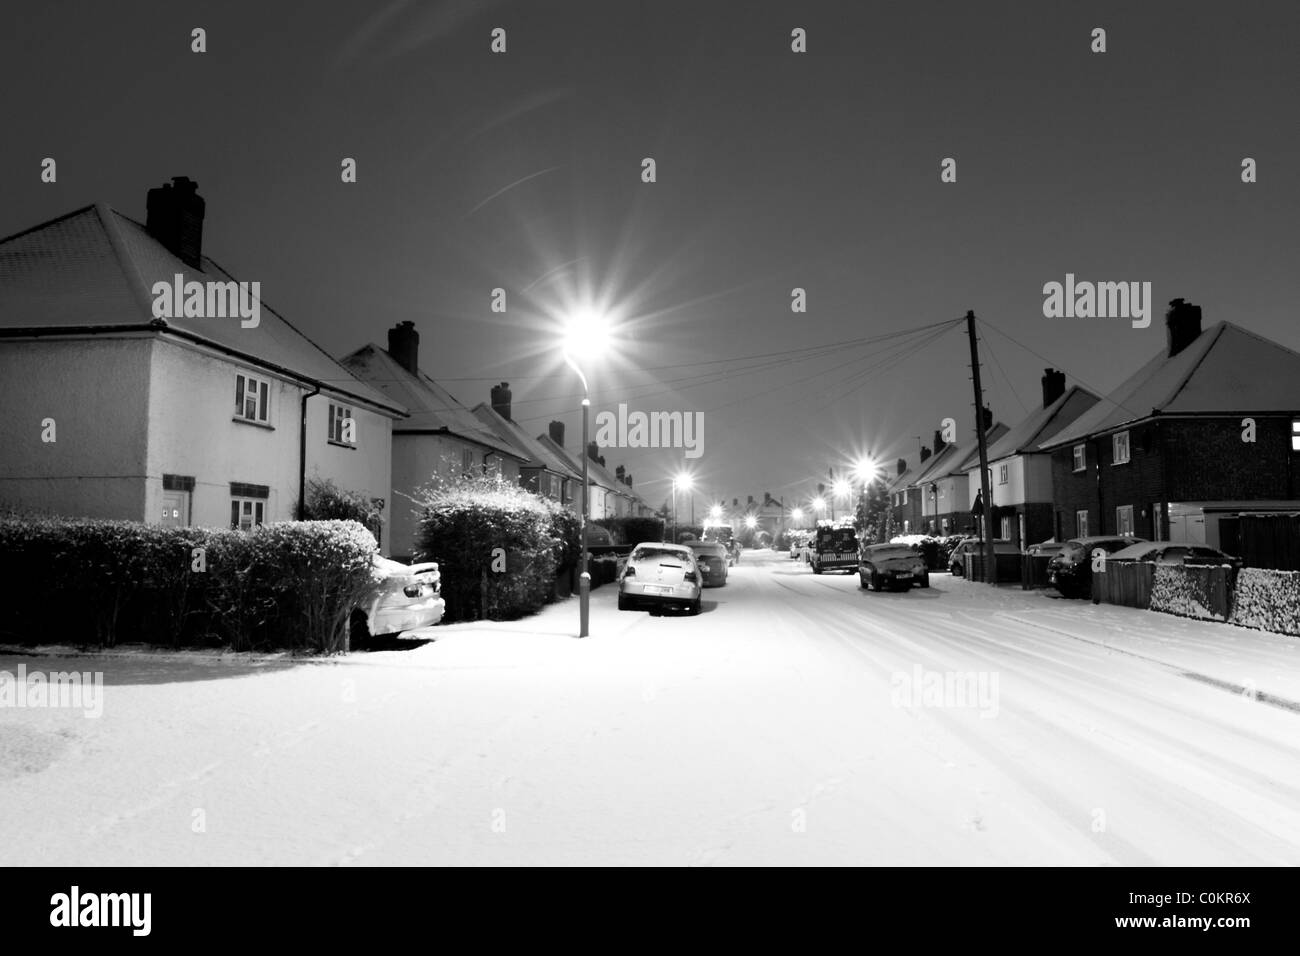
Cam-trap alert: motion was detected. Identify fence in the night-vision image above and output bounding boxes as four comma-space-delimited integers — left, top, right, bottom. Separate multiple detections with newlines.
962, 552, 1023, 584
1090, 561, 1155, 608
1226, 513, 1300, 571
1021, 554, 1053, 589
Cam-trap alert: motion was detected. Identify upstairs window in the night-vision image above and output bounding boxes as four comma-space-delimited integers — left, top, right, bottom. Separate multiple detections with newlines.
1292, 419, 1299, 452
235, 374, 269, 423
1113, 431, 1131, 465
998, 463, 1009, 484
1072, 444, 1086, 472
328, 403, 355, 445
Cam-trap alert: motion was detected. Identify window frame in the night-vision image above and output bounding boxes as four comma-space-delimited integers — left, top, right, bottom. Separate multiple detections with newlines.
998, 463, 1008, 485
1075, 509, 1090, 537
1112, 431, 1131, 465
1116, 504, 1134, 536
1072, 444, 1086, 473
230, 496, 266, 531
235, 373, 270, 424
327, 402, 355, 446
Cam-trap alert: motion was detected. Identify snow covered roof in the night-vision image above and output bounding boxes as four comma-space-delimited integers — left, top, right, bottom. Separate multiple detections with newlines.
0, 204, 404, 416
471, 403, 582, 479
339, 344, 522, 457
984, 386, 1100, 460
1042, 322, 1300, 449
912, 424, 1009, 483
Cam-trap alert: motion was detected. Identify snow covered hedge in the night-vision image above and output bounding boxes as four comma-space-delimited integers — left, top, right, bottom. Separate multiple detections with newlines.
0, 516, 378, 653
1149, 564, 1229, 622
413, 474, 578, 623
595, 516, 665, 546
1227, 568, 1300, 637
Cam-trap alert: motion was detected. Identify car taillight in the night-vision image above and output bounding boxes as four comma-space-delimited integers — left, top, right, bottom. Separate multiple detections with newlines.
684, 570, 698, 583
403, 584, 423, 598
624, 567, 635, 578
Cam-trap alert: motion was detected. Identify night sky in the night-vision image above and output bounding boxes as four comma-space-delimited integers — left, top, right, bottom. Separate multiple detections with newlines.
4, 0, 1298, 513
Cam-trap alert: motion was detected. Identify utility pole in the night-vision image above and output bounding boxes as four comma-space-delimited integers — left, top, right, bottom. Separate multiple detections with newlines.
966, 310, 997, 585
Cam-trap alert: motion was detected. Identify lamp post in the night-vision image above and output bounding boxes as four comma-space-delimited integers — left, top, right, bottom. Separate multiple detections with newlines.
672, 473, 693, 542
562, 309, 608, 639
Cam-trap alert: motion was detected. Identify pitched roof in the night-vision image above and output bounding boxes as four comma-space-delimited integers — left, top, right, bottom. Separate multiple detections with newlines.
536, 433, 635, 500
339, 344, 523, 457
1042, 322, 1300, 449
982, 386, 1100, 461
912, 424, 1010, 484
471, 404, 582, 479
0, 204, 404, 415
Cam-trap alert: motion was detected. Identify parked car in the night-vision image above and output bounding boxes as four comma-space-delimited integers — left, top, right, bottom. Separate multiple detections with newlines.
617, 542, 703, 614
1047, 535, 1145, 597
1106, 541, 1242, 570
704, 526, 740, 566
351, 555, 445, 640
1026, 539, 1066, 559
859, 543, 930, 591
810, 526, 859, 574
948, 539, 1020, 575
686, 541, 729, 587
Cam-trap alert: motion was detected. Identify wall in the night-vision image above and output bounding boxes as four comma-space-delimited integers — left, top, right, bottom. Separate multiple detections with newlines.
0, 336, 152, 519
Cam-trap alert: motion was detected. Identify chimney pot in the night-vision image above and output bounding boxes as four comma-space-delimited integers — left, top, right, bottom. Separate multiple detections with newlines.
896, 458, 907, 476
548, 420, 565, 447
1041, 368, 1067, 408
490, 382, 513, 421
145, 177, 206, 269
387, 321, 419, 375
933, 429, 945, 453
1165, 298, 1203, 358
920, 445, 932, 462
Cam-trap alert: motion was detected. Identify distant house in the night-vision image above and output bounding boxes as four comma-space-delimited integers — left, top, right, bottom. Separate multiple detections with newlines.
887, 455, 926, 535
535, 426, 638, 519
0, 178, 403, 550
912, 421, 1009, 536
340, 323, 528, 558
960, 370, 1099, 547
471, 384, 582, 506
1039, 299, 1300, 549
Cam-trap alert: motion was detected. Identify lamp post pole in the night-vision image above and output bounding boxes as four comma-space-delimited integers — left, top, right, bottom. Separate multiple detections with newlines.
579, 396, 590, 637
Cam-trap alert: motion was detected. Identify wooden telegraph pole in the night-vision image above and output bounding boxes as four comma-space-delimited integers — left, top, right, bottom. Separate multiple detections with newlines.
966, 311, 997, 585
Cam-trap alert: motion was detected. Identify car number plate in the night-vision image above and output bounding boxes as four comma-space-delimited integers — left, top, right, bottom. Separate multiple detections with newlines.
896, 572, 912, 579
646, 585, 673, 594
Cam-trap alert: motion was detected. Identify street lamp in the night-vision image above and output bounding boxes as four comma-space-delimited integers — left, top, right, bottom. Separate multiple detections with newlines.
562, 309, 609, 639
812, 497, 826, 524
832, 479, 850, 521
792, 507, 804, 525
672, 472, 693, 542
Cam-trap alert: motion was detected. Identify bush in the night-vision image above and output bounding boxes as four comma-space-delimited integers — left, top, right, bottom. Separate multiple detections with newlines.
594, 515, 665, 546
1228, 568, 1300, 636
1149, 564, 1230, 622
299, 476, 384, 542
413, 473, 574, 622
0, 517, 378, 653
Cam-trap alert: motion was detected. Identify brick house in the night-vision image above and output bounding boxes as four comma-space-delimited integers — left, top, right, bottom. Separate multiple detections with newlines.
912, 422, 1008, 536
888, 453, 927, 535
1039, 299, 1300, 549
961, 370, 1099, 547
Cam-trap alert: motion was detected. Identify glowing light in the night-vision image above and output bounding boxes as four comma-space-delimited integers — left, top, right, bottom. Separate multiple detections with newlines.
562, 307, 610, 361
813, 497, 826, 512
791, 508, 804, 522
745, 516, 758, 529
855, 458, 877, 483
832, 479, 851, 498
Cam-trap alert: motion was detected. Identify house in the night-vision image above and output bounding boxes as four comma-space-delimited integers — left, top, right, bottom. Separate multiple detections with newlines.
535, 425, 639, 519
471, 383, 582, 506
1039, 299, 1300, 550
887, 454, 927, 536
960, 370, 1100, 547
340, 322, 529, 558
0, 178, 403, 549
911, 421, 1009, 536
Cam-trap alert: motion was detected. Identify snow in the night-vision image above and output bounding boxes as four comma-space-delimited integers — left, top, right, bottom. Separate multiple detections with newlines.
2, 549, 1299, 865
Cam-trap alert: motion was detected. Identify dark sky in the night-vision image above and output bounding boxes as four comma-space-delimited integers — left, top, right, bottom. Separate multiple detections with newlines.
5, 0, 1298, 514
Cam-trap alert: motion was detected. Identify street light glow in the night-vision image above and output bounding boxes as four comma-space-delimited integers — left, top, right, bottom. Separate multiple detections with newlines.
675, 472, 694, 492
813, 497, 826, 512
855, 457, 877, 483
832, 479, 851, 498
745, 516, 758, 529
792, 508, 803, 522
562, 307, 610, 361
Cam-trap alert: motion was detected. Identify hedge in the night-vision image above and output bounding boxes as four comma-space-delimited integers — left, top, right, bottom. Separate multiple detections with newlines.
1228, 568, 1300, 637
1149, 564, 1230, 622
594, 515, 665, 546
0, 517, 378, 653
413, 475, 579, 623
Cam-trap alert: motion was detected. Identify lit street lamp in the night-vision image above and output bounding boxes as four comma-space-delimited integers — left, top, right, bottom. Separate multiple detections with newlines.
672, 472, 694, 542
562, 309, 609, 638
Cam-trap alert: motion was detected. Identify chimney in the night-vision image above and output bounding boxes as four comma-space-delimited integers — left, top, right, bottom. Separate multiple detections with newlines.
933, 429, 946, 454
896, 458, 907, 477
587, 440, 602, 464
747, 495, 754, 506
1166, 298, 1203, 358
919, 445, 932, 462
145, 176, 206, 269
548, 420, 565, 447
1041, 368, 1066, 408
732, 498, 738, 508
616, 465, 625, 482
387, 321, 419, 375
624, 472, 633, 487
490, 382, 512, 421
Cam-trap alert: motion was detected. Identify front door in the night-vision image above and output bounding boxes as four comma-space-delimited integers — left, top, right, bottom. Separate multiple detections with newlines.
161, 490, 190, 527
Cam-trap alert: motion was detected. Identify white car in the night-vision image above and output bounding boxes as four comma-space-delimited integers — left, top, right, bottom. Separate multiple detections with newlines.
617, 542, 703, 615
351, 555, 445, 640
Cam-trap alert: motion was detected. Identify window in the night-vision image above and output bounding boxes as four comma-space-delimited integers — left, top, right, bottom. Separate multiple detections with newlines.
1072, 444, 1086, 472
461, 447, 475, 475
235, 373, 269, 423
1000, 516, 1012, 539
998, 463, 1008, 485
230, 498, 265, 531
328, 403, 354, 445
902, 489, 908, 504
1076, 509, 1089, 537
1113, 431, 1131, 464
1292, 419, 1300, 452
1116, 504, 1134, 535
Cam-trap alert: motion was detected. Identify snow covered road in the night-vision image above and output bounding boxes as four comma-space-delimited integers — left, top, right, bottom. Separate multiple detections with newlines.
2, 549, 1299, 865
